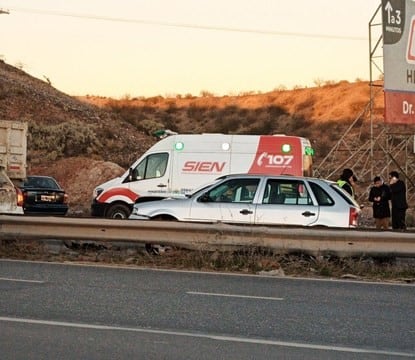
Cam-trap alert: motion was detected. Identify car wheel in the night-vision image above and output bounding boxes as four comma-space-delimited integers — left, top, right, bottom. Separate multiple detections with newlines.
106, 203, 131, 219
151, 215, 177, 221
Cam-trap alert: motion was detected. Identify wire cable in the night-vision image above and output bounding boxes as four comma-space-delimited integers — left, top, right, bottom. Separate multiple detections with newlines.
6, 7, 367, 41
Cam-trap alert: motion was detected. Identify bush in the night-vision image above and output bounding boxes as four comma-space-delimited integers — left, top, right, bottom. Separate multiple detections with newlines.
137, 119, 165, 135
29, 121, 102, 160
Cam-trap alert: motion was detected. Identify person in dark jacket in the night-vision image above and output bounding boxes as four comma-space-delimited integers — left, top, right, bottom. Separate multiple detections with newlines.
368, 176, 391, 230
337, 168, 355, 198
388, 171, 408, 230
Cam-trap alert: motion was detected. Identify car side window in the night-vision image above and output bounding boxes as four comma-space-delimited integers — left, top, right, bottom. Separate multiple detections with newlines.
133, 152, 168, 181
206, 178, 260, 203
331, 185, 358, 206
263, 179, 312, 205
309, 182, 334, 206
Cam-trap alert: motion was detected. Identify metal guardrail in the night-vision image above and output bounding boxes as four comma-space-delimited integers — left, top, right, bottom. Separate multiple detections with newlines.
0, 215, 415, 257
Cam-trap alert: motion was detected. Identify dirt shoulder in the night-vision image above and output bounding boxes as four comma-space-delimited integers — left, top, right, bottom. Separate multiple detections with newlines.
1, 239, 414, 284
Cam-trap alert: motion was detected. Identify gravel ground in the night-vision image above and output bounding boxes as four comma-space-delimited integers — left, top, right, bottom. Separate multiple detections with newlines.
1, 239, 414, 284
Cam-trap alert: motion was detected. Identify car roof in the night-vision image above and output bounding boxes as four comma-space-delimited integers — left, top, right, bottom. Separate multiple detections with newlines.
216, 173, 330, 182
27, 175, 55, 179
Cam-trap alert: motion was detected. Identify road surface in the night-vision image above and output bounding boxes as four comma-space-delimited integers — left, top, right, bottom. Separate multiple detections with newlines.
0, 260, 414, 359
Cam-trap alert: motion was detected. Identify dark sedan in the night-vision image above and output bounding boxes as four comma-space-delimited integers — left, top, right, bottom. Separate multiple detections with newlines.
20, 175, 69, 216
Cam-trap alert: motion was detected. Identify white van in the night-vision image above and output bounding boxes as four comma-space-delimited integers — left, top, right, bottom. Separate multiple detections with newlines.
91, 133, 314, 218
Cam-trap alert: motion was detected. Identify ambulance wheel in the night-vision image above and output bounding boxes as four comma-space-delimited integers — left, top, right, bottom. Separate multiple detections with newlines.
106, 204, 131, 219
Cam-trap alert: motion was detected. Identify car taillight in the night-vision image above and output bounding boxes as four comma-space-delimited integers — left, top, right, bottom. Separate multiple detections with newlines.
15, 187, 24, 207
63, 194, 69, 204
349, 207, 359, 227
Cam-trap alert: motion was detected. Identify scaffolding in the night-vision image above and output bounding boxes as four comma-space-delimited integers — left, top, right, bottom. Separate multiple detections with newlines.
314, 3, 415, 204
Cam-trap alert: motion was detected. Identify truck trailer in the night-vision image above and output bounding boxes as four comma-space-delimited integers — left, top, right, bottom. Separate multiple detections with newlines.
0, 120, 27, 214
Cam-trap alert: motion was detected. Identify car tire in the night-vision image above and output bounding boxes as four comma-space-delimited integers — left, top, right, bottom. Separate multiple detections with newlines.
151, 215, 177, 221
106, 203, 131, 219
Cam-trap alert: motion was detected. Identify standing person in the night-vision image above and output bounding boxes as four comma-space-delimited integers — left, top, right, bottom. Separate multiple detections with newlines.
368, 176, 391, 230
337, 168, 355, 198
388, 171, 408, 230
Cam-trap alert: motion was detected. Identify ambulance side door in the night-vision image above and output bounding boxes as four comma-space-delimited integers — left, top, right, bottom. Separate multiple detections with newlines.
127, 152, 171, 197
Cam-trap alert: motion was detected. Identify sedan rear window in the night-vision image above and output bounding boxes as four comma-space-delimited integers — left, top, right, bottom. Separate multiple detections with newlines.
25, 177, 60, 189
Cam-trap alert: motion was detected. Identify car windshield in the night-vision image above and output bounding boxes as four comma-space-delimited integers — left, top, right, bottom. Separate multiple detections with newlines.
186, 179, 222, 198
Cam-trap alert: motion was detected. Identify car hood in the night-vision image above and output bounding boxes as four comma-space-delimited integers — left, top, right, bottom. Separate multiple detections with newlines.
135, 197, 189, 208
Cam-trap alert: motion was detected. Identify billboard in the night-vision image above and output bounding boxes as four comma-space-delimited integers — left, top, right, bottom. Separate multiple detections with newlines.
382, 0, 415, 123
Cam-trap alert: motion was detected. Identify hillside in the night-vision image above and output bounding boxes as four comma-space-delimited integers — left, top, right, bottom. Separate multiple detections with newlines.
0, 60, 154, 213
80, 80, 384, 124
0, 60, 385, 214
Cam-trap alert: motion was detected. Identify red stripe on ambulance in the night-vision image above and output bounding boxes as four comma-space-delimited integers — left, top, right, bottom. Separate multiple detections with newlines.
97, 187, 139, 203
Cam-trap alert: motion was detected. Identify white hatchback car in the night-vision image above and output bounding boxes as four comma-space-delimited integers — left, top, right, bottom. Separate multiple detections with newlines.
129, 174, 361, 228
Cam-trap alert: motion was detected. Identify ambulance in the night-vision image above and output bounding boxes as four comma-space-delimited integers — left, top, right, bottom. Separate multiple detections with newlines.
91, 132, 314, 218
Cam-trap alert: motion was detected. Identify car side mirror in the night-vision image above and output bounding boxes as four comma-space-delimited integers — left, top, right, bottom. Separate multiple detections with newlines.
128, 168, 138, 182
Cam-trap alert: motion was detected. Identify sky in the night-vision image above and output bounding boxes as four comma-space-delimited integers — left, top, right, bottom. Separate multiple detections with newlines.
0, 0, 382, 98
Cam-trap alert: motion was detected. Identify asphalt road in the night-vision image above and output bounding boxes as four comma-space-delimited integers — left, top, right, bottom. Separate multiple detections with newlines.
0, 259, 414, 359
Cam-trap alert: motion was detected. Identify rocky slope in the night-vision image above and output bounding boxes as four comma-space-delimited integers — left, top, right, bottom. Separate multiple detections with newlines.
0, 60, 153, 213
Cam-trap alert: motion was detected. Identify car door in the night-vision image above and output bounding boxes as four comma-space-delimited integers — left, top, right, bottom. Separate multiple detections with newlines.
128, 152, 171, 196
190, 178, 260, 224
254, 178, 319, 226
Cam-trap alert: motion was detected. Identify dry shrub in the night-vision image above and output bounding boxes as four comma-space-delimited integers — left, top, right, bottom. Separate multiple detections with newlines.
139, 119, 165, 135
0, 83, 7, 100
294, 95, 316, 113
350, 99, 368, 114
186, 105, 206, 119
291, 116, 312, 132
248, 117, 275, 135
29, 121, 102, 160
267, 105, 287, 117
2, 240, 414, 281
214, 113, 241, 133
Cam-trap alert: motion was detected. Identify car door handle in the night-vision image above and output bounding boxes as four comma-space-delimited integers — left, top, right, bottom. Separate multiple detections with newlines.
240, 209, 253, 215
302, 211, 316, 217
157, 184, 167, 188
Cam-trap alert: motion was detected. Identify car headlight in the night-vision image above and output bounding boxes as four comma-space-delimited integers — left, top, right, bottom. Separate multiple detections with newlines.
93, 188, 103, 199
129, 207, 151, 220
